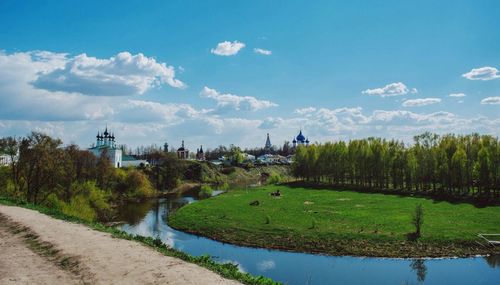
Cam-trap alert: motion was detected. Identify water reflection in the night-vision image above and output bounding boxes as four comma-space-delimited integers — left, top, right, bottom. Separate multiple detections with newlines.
485, 255, 500, 268
115, 199, 155, 225
116, 197, 500, 285
411, 259, 427, 282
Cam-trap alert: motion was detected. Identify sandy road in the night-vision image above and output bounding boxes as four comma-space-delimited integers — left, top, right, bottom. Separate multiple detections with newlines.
0, 205, 241, 285
0, 219, 81, 284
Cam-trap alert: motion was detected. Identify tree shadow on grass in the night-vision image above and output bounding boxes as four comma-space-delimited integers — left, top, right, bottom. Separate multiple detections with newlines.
284, 181, 499, 208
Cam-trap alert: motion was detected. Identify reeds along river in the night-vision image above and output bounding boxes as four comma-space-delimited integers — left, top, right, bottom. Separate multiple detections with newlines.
115, 193, 500, 285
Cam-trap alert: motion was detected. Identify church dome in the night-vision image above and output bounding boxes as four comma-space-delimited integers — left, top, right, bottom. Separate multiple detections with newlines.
177, 140, 186, 151
296, 130, 306, 142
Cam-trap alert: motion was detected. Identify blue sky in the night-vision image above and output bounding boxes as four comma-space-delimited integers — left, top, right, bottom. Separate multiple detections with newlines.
0, 0, 499, 149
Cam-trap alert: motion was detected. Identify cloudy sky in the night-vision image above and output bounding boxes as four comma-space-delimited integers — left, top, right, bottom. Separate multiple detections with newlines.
0, 0, 499, 149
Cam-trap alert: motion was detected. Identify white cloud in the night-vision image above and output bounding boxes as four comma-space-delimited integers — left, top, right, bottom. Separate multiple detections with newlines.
116, 100, 203, 123
402, 98, 441, 107
449, 93, 466, 97
259, 117, 284, 129
210, 41, 245, 56
0, 50, 116, 121
33, 51, 185, 96
462, 66, 500, 81
362, 82, 417, 97
200, 86, 278, 111
254, 48, 272, 55
481, 96, 500, 105
371, 110, 456, 124
294, 107, 317, 115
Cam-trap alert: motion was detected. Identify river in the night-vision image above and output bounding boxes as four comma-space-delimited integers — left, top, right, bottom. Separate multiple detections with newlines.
116, 192, 500, 285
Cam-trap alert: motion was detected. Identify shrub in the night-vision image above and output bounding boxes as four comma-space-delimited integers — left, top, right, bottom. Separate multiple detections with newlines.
0, 166, 9, 191
219, 181, 230, 191
62, 195, 97, 222
45, 193, 65, 211
47, 181, 112, 222
267, 173, 282, 185
199, 185, 213, 198
124, 170, 156, 199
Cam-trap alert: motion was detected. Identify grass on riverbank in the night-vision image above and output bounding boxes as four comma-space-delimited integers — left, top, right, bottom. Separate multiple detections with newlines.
169, 185, 500, 257
0, 197, 279, 285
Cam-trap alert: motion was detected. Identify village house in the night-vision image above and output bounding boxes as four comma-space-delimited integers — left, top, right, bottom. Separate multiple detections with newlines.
0, 153, 15, 166
121, 154, 149, 168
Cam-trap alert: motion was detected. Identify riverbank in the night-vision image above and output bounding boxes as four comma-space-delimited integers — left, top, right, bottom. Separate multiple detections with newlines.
158, 164, 292, 196
169, 185, 500, 258
0, 199, 278, 285
179, 163, 292, 189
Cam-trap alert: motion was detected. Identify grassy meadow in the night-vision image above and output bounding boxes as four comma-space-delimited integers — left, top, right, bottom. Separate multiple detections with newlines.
169, 185, 500, 257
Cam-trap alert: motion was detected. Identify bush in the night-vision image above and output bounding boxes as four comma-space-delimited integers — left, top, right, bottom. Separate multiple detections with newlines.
43, 182, 112, 222
199, 185, 213, 198
0, 166, 9, 191
267, 173, 282, 185
124, 170, 156, 199
0, 167, 21, 199
62, 195, 97, 222
45, 193, 65, 211
219, 181, 230, 191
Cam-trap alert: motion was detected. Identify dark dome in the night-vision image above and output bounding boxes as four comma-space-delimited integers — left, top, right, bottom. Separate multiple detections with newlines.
177, 147, 185, 151
296, 130, 306, 142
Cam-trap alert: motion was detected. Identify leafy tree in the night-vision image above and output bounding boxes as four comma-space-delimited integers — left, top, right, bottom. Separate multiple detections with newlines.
451, 147, 467, 193
17, 132, 65, 203
412, 204, 424, 238
229, 145, 244, 166
476, 146, 491, 195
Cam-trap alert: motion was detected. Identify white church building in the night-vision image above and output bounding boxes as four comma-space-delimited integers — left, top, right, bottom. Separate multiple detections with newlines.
89, 127, 122, 168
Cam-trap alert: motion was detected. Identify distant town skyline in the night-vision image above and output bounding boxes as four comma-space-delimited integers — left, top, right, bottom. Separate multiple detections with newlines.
0, 0, 499, 149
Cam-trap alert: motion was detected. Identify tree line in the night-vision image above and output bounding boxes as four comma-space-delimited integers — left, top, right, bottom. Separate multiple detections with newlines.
292, 132, 500, 201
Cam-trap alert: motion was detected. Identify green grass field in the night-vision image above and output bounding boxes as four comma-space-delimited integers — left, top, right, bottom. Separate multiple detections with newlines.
169, 185, 500, 257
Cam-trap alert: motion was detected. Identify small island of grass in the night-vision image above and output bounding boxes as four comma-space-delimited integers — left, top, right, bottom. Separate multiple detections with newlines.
169, 185, 500, 257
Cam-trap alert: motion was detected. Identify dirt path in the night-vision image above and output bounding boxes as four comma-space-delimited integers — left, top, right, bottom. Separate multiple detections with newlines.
0, 205, 240, 285
0, 220, 82, 284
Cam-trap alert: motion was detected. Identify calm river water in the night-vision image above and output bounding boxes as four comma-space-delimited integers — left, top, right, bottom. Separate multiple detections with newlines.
116, 193, 500, 285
